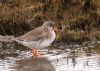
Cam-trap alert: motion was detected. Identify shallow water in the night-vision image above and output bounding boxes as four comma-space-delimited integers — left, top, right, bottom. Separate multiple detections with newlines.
0, 42, 100, 71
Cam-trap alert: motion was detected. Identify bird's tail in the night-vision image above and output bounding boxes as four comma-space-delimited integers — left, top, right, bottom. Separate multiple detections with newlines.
0, 35, 15, 42
11, 37, 24, 44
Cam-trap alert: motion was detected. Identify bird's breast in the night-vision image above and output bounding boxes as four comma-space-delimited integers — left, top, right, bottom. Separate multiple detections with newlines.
40, 30, 56, 48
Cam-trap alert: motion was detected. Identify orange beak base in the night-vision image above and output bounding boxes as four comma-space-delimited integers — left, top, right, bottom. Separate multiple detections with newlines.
53, 27, 59, 32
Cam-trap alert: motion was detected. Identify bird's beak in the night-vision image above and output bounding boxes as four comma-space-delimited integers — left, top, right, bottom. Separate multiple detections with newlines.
53, 26, 60, 32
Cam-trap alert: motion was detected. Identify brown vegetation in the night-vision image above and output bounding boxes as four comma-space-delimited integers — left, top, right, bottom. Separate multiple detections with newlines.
0, 0, 100, 42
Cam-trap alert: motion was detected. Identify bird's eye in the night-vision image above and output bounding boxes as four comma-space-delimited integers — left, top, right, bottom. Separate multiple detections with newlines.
50, 24, 53, 27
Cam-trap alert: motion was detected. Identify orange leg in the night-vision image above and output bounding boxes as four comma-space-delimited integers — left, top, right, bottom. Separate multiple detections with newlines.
32, 48, 46, 57
32, 48, 39, 55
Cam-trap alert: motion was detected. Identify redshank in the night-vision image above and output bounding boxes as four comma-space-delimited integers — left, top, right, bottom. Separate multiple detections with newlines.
13, 21, 56, 55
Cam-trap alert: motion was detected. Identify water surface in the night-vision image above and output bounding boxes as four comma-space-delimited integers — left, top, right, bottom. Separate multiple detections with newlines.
0, 42, 100, 71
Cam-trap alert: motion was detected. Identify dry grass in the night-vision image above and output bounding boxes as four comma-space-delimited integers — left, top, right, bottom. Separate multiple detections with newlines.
0, 0, 100, 42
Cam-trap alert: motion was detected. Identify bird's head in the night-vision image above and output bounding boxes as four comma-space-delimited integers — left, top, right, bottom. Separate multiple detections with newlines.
42, 21, 54, 31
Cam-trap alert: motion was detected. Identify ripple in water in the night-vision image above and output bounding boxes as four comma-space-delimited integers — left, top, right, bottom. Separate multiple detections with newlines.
0, 42, 100, 71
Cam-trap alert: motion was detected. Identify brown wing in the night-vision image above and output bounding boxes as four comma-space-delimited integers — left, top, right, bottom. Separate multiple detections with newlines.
16, 26, 44, 41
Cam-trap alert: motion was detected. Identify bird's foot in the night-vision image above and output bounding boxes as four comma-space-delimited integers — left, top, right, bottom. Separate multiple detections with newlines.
32, 48, 46, 57
32, 48, 38, 55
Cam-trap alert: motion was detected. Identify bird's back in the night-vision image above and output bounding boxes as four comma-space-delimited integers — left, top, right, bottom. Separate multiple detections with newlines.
16, 26, 44, 41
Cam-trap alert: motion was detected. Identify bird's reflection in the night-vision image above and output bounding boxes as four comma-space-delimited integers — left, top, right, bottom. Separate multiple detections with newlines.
15, 57, 55, 71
